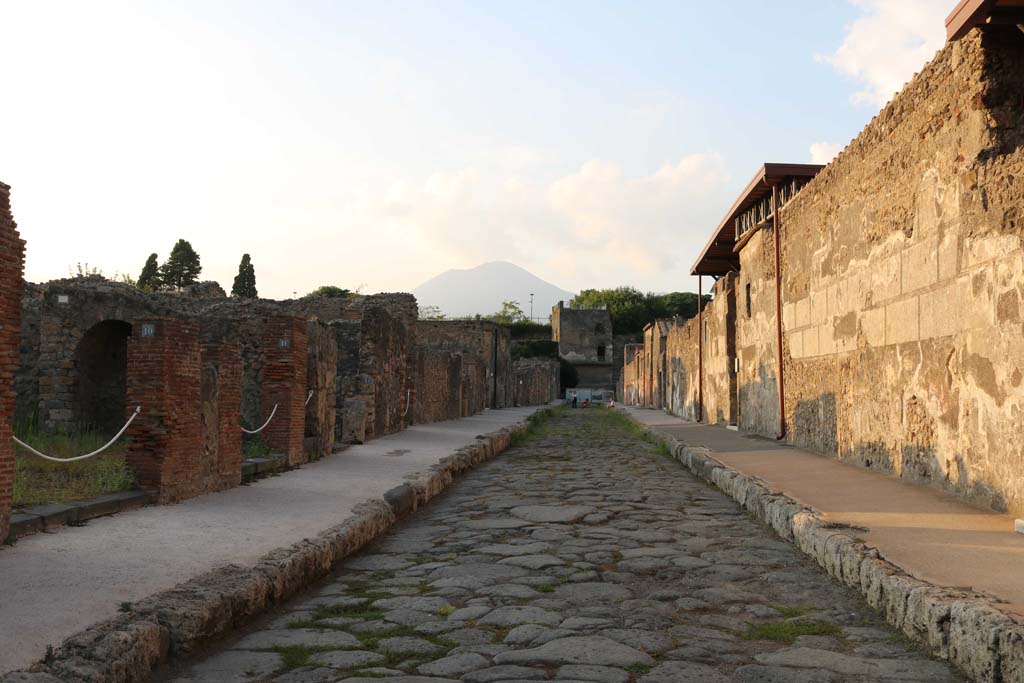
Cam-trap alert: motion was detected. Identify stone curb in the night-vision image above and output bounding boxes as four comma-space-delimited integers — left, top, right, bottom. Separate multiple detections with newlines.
6, 417, 533, 683
630, 418, 1024, 683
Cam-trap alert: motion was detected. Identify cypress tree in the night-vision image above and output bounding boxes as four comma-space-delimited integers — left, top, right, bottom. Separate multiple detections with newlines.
161, 239, 202, 289
231, 253, 258, 298
137, 253, 162, 291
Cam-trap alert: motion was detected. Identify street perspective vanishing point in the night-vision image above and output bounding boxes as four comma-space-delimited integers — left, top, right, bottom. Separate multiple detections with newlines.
1, 1, 1024, 682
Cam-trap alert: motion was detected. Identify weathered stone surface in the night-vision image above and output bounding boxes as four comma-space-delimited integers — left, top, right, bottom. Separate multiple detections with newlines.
494, 636, 655, 667
510, 505, 596, 523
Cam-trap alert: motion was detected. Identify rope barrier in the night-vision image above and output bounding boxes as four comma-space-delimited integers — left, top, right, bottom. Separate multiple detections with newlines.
305, 390, 314, 406
402, 389, 412, 417
13, 406, 142, 463
241, 404, 278, 434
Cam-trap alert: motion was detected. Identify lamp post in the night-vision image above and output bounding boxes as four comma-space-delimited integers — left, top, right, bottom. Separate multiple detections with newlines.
530, 293, 534, 321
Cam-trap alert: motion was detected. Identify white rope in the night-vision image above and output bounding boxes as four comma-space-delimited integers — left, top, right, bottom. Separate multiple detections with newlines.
241, 403, 278, 434
305, 390, 314, 406
13, 407, 142, 463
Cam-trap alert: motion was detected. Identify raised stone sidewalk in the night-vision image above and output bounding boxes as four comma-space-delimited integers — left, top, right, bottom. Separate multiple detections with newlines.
625, 407, 1024, 683
0, 406, 549, 679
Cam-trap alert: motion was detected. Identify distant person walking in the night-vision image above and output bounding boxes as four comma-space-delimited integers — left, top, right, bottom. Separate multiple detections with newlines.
571, 392, 578, 409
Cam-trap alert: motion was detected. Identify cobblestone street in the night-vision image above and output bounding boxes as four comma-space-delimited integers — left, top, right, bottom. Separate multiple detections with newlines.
166, 409, 963, 683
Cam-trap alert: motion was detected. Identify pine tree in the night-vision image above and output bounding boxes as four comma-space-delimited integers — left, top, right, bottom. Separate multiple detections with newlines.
231, 253, 258, 298
160, 239, 202, 289
137, 253, 162, 291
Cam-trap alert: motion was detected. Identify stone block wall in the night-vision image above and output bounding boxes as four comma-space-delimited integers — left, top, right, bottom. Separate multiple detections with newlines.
662, 275, 737, 425
305, 320, 337, 458
415, 320, 513, 410
261, 316, 308, 465
621, 344, 642, 404
361, 305, 411, 440
742, 26, 1024, 514
512, 359, 559, 406
0, 182, 25, 541
552, 301, 614, 365
126, 318, 203, 503
200, 339, 243, 492
414, 347, 462, 423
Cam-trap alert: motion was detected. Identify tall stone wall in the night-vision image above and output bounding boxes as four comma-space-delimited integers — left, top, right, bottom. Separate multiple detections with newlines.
0, 182, 25, 542
738, 227, 783, 437
552, 302, 614, 365
621, 344, 642, 405
260, 316, 308, 465
743, 26, 1024, 514
661, 276, 736, 425
415, 320, 513, 410
413, 347, 462, 423
512, 359, 559, 406
305, 320, 337, 458
361, 305, 411, 439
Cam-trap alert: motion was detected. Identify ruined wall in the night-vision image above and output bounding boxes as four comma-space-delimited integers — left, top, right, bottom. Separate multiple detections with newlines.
621, 344, 642, 404
512, 359, 559, 406
14, 286, 40, 426
126, 318, 203, 503
0, 182, 25, 541
361, 305, 410, 439
738, 227, 782, 437
415, 320, 513, 410
703, 275, 738, 425
664, 320, 699, 420
764, 26, 1024, 514
199, 339, 243, 492
413, 347, 462, 423
260, 317, 308, 465
305, 320, 337, 458
552, 302, 614, 364
329, 320, 367, 444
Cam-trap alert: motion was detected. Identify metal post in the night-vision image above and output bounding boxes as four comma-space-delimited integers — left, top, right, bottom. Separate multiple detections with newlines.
773, 184, 787, 440
698, 275, 703, 423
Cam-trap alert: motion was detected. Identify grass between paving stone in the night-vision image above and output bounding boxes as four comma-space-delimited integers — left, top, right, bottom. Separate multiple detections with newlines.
312, 606, 385, 621
738, 619, 843, 643
258, 644, 347, 671
12, 429, 134, 506
510, 405, 565, 446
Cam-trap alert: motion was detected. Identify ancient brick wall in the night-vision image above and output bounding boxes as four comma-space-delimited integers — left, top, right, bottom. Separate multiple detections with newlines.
199, 339, 243, 491
126, 318, 203, 503
460, 354, 486, 417
661, 276, 736, 425
414, 347, 462, 423
261, 316, 308, 465
415, 320, 513, 410
740, 26, 1024, 514
305, 320, 337, 458
512, 359, 559, 406
329, 320, 368, 443
0, 182, 25, 541
552, 301, 614, 365
621, 344, 642, 404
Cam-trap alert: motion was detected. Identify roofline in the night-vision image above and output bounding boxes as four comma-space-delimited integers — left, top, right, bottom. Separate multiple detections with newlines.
946, 0, 994, 40
689, 163, 824, 276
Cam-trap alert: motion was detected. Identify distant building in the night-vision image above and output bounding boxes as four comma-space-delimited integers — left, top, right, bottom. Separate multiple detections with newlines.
551, 301, 614, 389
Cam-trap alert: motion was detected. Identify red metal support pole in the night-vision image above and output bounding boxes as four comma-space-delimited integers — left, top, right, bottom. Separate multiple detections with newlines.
773, 185, 787, 440
697, 274, 703, 423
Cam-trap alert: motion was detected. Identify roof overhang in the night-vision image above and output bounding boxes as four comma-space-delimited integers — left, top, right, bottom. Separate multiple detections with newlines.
690, 163, 823, 276
947, 0, 1024, 41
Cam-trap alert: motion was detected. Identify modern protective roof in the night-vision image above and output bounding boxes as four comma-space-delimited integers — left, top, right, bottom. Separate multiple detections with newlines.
690, 163, 823, 277
947, 0, 1024, 41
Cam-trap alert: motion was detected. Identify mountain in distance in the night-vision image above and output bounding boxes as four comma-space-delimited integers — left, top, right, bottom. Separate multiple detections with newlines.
412, 261, 575, 321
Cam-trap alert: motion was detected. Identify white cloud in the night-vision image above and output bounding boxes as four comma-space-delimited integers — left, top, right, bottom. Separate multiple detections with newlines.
820, 0, 947, 107
809, 142, 843, 164
341, 152, 731, 294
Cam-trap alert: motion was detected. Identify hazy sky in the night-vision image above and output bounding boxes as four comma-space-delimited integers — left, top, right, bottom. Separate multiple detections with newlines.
0, 1, 950, 299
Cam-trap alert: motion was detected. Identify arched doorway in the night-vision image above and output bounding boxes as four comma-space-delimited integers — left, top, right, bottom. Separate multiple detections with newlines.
74, 320, 132, 433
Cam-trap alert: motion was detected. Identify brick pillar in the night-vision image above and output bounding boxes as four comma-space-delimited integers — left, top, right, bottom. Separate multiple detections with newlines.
126, 318, 202, 503
201, 340, 242, 491
262, 316, 307, 465
0, 183, 25, 541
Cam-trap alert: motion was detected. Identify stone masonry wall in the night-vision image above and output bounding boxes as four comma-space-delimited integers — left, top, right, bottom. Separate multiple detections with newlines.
414, 347, 462, 424
664, 319, 699, 420
621, 344, 642, 404
199, 339, 243, 492
512, 359, 559, 406
305, 320, 337, 458
751, 26, 1024, 514
0, 182, 25, 542
261, 316, 308, 465
415, 320, 513, 410
126, 318, 203, 503
552, 302, 614, 365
